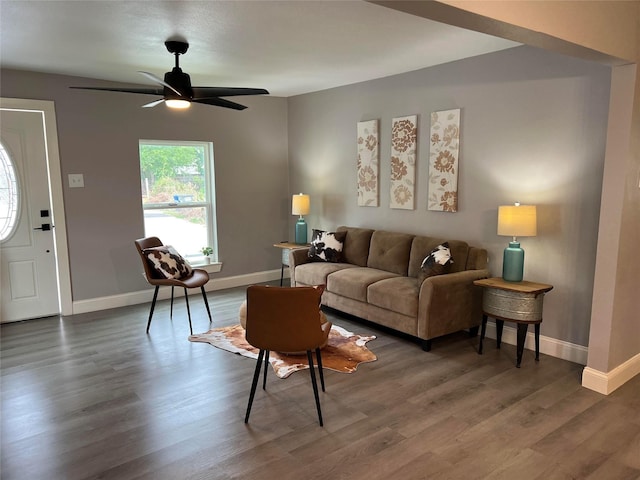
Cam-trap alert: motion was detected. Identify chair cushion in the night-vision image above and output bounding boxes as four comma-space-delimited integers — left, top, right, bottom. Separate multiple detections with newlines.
308, 229, 347, 262
143, 245, 193, 279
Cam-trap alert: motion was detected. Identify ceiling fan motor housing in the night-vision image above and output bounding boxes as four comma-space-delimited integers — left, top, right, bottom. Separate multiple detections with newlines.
164, 68, 193, 99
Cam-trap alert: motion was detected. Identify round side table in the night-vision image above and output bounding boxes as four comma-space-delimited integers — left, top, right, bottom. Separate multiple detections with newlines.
474, 277, 553, 368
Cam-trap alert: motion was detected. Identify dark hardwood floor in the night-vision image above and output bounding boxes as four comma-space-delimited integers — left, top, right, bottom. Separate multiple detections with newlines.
2, 283, 639, 480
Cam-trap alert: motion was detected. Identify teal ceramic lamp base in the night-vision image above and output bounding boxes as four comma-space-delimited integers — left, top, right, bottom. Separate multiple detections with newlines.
502, 241, 524, 282
295, 217, 307, 244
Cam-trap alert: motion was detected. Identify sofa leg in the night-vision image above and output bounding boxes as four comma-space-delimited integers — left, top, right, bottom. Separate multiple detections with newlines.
421, 339, 432, 352
469, 326, 480, 337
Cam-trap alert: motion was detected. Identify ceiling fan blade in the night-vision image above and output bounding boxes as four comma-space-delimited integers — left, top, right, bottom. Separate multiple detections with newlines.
142, 99, 166, 108
138, 71, 182, 96
192, 87, 269, 97
70, 86, 164, 95
193, 97, 247, 110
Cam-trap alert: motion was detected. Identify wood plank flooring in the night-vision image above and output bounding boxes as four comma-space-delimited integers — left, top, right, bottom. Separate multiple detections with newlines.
2, 283, 639, 480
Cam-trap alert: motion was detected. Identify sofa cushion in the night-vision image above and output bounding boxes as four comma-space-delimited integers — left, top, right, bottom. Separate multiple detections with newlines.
367, 276, 419, 317
294, 262, 356, 286
466, 247, 488, 270
336, 226, 374, 267
327, 267, 399, 302
408, 237, 469, 277
308, 229, 347, 262
367, 230, 414, 276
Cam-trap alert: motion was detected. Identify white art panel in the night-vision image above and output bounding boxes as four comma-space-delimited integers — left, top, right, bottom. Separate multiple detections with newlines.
390, 115, 417, 210
428, 109, 460, 212
357, 119, 379, 207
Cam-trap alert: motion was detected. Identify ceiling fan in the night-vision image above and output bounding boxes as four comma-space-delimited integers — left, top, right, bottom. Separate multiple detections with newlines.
70, 40, 269, 110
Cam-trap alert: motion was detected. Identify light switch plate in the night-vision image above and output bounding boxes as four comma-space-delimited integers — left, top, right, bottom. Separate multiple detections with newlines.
68, 173, 84, 188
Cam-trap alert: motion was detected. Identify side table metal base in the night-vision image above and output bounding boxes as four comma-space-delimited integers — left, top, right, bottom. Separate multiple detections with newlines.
478, 314, 542, 368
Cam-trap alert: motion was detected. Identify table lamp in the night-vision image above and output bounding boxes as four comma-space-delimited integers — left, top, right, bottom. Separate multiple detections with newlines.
292, 193, 310, 244
497, 203, 537, 282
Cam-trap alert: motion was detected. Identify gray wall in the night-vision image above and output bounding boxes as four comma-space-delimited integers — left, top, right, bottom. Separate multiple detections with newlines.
1, 69, 289, 301
288, 46, 611, 347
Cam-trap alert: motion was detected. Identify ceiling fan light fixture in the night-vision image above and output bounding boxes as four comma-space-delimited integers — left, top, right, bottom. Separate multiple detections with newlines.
165, 99, 191, 109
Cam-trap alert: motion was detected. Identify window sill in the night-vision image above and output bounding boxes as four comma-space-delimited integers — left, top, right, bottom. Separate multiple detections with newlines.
191, 262, 222, 273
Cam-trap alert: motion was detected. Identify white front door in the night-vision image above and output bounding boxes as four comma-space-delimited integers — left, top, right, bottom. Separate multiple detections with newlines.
1, 109, 59, 322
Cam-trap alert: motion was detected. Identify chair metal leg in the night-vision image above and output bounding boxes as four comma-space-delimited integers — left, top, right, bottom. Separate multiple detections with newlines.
184, 288, 193, 335
245, 349, 265, 423
315, 347, 325, 392
201, 286, 213, 323
263, 350, 270, 389
306, 350, 323, 426
146, 286, 160, 333
170, 286, 175, 319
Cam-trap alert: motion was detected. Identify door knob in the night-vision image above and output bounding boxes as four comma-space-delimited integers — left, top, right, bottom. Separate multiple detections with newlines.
34, 223, 53, 231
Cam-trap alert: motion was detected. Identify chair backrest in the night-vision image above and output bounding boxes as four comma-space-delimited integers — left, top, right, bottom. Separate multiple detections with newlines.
134, 236, 164, 281
245, 285, 325, 353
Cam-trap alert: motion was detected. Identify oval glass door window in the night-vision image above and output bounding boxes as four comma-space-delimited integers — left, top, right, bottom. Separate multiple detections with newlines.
0, 142, 20, 241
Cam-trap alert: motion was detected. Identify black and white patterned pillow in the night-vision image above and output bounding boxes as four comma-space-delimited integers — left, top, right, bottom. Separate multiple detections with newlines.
144, 245, 193, 279
418, 242, 453, 283
308, 229, 347, 263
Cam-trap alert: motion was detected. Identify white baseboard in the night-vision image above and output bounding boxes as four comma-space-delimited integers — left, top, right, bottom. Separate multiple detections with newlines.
581, 353, 640, 395
482, 321, 589, 365
72, 269, 286, 315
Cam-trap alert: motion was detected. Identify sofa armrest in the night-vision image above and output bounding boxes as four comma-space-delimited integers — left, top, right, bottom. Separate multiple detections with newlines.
289, 247, 311, 286
417, 269, 490, 340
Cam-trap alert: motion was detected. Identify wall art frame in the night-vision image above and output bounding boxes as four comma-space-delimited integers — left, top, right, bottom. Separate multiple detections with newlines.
428, 108, 460, 212
357, 119, 379, 207
390, 115, 417, 210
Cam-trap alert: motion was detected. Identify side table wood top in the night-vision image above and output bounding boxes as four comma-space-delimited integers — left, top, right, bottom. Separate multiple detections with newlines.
273, 242, 309, 249
474, 277, 553, 295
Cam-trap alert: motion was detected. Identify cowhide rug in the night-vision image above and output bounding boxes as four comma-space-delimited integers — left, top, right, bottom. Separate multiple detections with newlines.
188, 324, 376, 378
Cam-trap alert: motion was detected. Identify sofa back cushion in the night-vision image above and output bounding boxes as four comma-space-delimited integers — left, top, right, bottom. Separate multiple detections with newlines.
367, 230, 414, 276
408, 236, 470, 277
466, 247, 488, 270
336, 226, 374, 267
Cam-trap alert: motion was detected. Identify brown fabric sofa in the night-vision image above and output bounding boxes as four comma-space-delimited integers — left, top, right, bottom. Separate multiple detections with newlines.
289, 226, 489, 351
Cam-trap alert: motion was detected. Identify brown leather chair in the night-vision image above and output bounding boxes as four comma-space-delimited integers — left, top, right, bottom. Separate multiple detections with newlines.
134, 237, 212, 335
244, 285, 331, 426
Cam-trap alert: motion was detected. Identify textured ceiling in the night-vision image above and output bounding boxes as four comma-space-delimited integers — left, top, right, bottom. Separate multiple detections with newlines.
0, 0, 520, 97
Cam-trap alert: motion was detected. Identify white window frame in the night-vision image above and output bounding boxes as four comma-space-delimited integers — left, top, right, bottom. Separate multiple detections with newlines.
139, 139, 220, 271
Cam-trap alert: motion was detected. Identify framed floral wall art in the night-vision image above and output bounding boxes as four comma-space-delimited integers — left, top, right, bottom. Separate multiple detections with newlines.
357, 119, 379, 207
390, 115, 417, 210
428, 108, 460, 212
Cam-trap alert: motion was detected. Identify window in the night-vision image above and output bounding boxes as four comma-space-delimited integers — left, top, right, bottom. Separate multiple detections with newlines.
139, 140, 217, 264
0, 142, 19, 242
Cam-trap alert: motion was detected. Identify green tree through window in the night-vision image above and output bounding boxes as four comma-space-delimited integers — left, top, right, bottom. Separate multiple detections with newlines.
139, 140, 217, 262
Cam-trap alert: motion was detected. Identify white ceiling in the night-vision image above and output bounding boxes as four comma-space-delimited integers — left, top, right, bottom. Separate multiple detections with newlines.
0, 0, 520, 97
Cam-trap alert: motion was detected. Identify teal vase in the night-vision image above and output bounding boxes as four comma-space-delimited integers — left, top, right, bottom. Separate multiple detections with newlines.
503, 241, 524, 282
